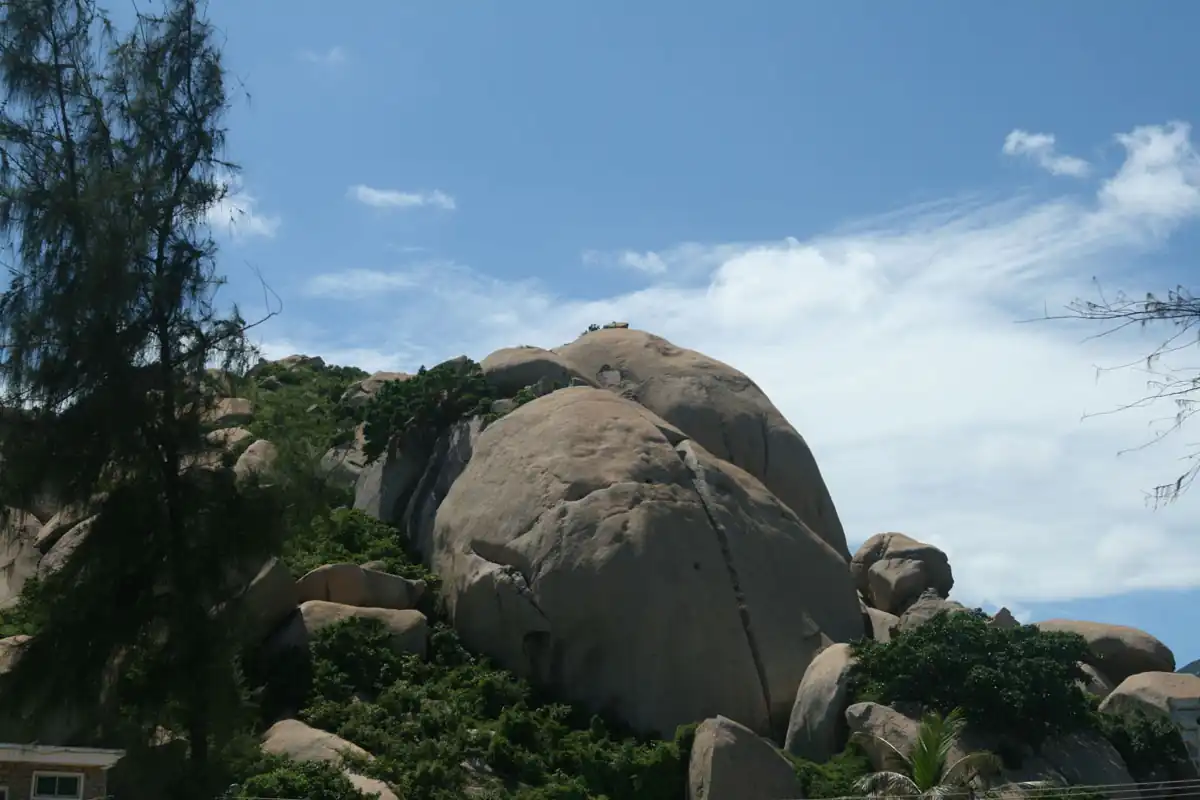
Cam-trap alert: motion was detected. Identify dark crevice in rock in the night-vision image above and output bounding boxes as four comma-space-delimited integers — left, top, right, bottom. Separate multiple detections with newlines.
673, 441, 773, 726
759, 413, 771, 480
469, 539, 537, 592
715, 419, 737, 470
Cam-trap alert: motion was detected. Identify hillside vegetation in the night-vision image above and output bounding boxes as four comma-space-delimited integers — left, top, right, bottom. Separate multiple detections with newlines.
1, 356, 1192, 800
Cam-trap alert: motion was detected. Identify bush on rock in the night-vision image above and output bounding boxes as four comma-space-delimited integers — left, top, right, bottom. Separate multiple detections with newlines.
847, 607, 1192, 782
849, 609, 1094, 748
361, 359, 495, 462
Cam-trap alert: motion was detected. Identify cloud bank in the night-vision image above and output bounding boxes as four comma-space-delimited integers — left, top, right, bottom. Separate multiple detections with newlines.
263, 121, 1200, 612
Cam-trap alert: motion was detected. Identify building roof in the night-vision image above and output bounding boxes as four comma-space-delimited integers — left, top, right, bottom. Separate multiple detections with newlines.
0, 743, 125, 769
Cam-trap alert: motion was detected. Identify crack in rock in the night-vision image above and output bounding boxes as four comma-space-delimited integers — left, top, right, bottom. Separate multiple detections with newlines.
673, 440, 773, 728
758, 413, 771, 481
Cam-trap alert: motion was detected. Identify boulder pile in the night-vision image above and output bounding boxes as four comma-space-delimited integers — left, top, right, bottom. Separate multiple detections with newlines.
1, 326, 1196, 800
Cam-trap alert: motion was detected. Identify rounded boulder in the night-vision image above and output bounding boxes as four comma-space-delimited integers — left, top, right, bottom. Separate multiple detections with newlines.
430, 386, 862, 737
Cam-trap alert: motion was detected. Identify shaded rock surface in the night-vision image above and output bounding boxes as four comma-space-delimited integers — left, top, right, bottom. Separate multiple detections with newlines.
0, 509, 41, 607
480, 346, 593, 396
896, 588, 967, 632
847, 701, 1135, 796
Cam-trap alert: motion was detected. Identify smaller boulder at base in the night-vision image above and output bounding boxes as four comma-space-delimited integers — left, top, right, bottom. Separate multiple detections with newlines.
295, 563, 425, 610
271, 600, 428, 659
688, 715, 804, 800
784, 642, 856, 762
1100, 670, 1200, 773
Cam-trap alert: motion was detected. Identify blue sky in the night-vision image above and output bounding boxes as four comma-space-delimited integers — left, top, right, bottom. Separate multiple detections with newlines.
184, 1, 1200, 665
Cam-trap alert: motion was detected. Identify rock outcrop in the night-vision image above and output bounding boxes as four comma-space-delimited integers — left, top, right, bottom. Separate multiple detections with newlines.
1035, 620, 1176, 684
295, 563, 425, 610
340, 371, 410, 409
428, 386, 862, 737
850, 532, 954, 616
271, 600, 428, 659
784, 642, 856, 762
0, 509, 41, 608
1101, 671, 1200, 773
687, 715, 803, 800
553, 328, 849, 558
261, 719, 400, 800
480, 346, 592, 397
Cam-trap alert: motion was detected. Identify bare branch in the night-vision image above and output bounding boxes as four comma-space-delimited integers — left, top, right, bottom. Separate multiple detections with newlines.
1035, 277, 1200, 506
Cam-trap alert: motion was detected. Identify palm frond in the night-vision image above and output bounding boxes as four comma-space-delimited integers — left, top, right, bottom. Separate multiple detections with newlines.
942, 749, 1003, 787
850, 730, 916, 775
854, 771, 922, 799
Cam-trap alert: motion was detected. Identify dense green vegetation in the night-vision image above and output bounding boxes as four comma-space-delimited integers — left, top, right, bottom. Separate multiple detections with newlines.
849, 609, 1192, 780
4, 352, 1196, 798
361, 358, 495, 462
1095, 706, 1193, 781
850, 610, 1095, 749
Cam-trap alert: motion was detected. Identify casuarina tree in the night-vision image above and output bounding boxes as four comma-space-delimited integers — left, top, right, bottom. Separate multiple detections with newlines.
0, 0, 280, 794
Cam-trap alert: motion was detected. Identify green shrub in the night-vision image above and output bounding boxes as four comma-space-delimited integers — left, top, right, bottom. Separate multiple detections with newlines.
1094, 706, 1192, 780
849, 609, 1094, 748
0, 576, 47, 637
281, 507, 435, 585
247, 362, 365, 452
293, 617, 694, 800
233, 756, 368, 800
788, 742, 873, 798
361, 359, 495, 462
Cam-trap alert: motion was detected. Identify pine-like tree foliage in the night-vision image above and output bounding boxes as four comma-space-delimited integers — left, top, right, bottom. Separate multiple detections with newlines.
0, 0, 282, 791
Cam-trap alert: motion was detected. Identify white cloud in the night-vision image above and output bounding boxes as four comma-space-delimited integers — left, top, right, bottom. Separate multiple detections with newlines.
206, 171, 280, 240
584, 249, 669, 274
302, 262, 464, 300
1100, 121, 1200, 224
1003, 129, 1092, 177
275, 122, 1200, 610
348, 185, 456, 211
300, 46, 346, 66
303, 268, 422, 299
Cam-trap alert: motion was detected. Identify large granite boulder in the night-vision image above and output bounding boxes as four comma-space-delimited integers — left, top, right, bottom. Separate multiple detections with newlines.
1034, 620, 1175, 684
554, 328, 848, 558
429, 386, 862, 738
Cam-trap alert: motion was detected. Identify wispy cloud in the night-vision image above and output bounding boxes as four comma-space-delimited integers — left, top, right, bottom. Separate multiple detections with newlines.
303, 268, 423, 299
300, 46, 347, 66
1003, 129, 1092, 177
348, 185, 457, 211
206, 171, 280, 240
270, 122, 1200, 611
584, 249, 669, 274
